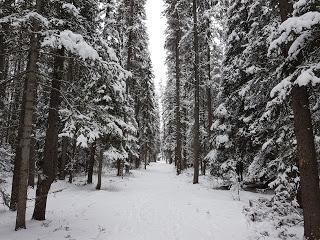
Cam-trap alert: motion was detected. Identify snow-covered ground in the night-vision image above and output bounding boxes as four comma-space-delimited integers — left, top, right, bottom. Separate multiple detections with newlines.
0, 162, 302, 240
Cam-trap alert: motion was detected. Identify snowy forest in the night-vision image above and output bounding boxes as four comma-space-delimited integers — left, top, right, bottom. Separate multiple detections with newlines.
1, 0, 320, 239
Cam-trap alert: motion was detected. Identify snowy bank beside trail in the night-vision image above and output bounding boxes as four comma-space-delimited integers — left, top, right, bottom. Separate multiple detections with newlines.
0, 163, 303, 240
178, 168, 303, 240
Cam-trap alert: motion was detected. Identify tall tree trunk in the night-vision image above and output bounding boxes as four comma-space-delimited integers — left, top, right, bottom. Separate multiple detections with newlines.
15, 16, 41, 230
58, 57, 73, 180
28, 96, 38, 188
192, 0, 200, 184
121, 160, 124, 175
96, 148, 103, 190
0, 29, 6, 141
293, 86, 320, 239
203, 43, 212, 176
32, 48, 64, 221
182, 101, 187, 170
28, 132, 36, 188
117, 159, 122, 176
58, 136, 68, 180
9, 104, 24, 211
144, 148, 147, 170
206, 44, 213, 146
0, 1, 10, 143
7, 57, 23, 146
8, 55, 24, 203
87, 142, 96, 184
126, 0, 134, 80
278, 1, 320, 239
174, 13, 182, 175
68, 134, 77, 183
1, 0, 15, 143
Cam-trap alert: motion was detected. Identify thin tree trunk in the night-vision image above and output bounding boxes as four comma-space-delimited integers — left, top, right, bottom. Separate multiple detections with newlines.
174, 11, 182, 175
120, 160, 124, 175
15, 17, 41, 230
9, 104, 24, 211
7, 57, 23, 146
144, 148, 147, 170
32, 47, 64, 221
87, 142, 96, 184
58, 58, 73, 180
28, 132, 36, 188
278, 1, 320, 239
192, 0, 200, 184
124, 0, 134, 99
203, 45, 211, 177
182, 103, 187, 170
206, 44, 213, 150
96, 148, 103, 190
69, 136, 77, 183
0, 2, 10, 142
28, 96, 38, 188
0, 29, 6, 139
58, 137, 68, 180
117, 159, 122, 176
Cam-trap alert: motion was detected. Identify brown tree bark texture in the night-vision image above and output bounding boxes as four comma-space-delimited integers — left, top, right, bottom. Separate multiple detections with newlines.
32, 48, 64, 221
192, 0, 200, 184
278, 0, 320, 239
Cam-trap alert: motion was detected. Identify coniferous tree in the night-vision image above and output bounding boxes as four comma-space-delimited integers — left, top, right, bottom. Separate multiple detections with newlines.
270, 0, 320, 238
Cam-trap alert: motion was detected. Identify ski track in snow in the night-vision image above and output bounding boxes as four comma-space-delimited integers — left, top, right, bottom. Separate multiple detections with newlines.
0, 162, 257, 240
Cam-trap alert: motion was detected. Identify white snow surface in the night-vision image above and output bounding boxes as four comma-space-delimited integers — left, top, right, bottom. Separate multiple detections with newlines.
42, 30, 99, 60
0, 162, 293, 240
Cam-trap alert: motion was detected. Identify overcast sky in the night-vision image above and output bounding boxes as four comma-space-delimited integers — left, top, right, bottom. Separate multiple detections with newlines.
145, 0, 167, 97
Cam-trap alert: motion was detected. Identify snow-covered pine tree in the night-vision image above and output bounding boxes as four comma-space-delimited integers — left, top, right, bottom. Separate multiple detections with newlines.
163, 0, 183, 174
269, 0, 320, 238
117, 0, 158, 169
32, 0, 102, 221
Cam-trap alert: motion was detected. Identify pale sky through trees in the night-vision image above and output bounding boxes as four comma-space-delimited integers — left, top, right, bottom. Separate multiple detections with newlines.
145, 0, 167, 96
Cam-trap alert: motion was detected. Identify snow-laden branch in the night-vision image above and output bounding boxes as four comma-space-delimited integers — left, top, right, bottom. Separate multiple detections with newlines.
269, 11, 320, 57
42, 30, 100, 60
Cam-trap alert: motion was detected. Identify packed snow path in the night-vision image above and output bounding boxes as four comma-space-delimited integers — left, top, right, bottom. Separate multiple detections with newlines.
1, 162, 252, 240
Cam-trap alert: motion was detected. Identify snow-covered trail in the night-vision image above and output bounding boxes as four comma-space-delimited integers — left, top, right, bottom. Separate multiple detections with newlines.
1, 162, 252, 240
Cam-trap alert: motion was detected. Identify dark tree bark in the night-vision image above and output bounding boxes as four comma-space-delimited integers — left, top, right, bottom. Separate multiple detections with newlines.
58, 58, 73, 180
174, 9, 182, 175
15, 14, 42, 230
32, 47, 65, 221
203, 43, 212, 176
0, 29, 6, 126
206, 47, 213, 144
168, 153, 173, 165
87, 142, 96, 184
135, 157, 140, 168
278, 1, 320, 239
192, 0, 200, 184
28, 97, 38, 188
10, 105, 24, 211
6, 57, 23, 146
182, 99, 187, 170
126, 0, 134, 82
144, 148, 147, 170
68, 136, 77, 183
96, 148, 103, 190
0, 1, 11, 142
28, 132, 36, 188
292, 86, 320, 239
117, 159, 124, 176
58, 137, 68, 180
